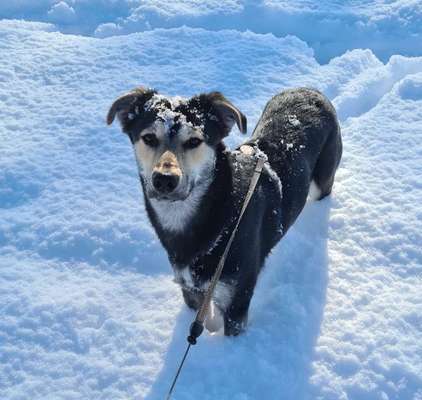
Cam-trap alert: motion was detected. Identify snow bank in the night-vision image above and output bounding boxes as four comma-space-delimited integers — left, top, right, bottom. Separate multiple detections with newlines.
0, 19, 422, 400
1, 0, 421, 62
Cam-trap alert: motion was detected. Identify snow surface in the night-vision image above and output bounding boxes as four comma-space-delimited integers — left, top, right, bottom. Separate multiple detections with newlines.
1, 9, 422, 400
1, 0, 421, 62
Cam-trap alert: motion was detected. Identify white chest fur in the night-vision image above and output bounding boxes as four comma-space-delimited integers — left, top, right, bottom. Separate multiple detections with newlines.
150, 177, 211, 232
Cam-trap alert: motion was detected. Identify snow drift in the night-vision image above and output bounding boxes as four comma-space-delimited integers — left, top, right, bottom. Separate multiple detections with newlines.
0, 15, 421, 400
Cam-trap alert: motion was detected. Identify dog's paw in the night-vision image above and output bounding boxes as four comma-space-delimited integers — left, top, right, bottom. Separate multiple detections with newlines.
205, 303, 224, 333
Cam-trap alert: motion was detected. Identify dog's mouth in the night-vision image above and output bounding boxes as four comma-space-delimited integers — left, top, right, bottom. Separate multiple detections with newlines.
152, 195, 184, 202
148, 184, 193, 202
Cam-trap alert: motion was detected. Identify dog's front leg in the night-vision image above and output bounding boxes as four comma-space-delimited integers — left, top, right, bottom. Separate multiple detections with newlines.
223, 279, 256, 336
182, 288, 204, 311
221, 212, 263, 336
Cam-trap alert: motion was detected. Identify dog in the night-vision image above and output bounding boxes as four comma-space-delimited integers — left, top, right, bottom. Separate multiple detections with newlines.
107, 87, 342, 336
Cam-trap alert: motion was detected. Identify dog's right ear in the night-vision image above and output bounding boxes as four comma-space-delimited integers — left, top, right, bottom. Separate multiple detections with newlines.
106, 87, 156, 133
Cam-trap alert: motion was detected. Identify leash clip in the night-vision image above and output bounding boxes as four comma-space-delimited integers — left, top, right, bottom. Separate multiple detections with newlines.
187, 320, 204, 345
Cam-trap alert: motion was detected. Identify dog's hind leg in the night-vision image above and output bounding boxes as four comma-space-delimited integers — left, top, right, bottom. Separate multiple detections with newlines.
312, 128, 342, 200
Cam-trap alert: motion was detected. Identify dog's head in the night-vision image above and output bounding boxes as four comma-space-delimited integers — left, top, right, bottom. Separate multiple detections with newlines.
107, 87, 246, 201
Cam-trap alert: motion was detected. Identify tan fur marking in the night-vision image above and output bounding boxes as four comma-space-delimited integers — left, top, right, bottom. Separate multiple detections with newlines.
134, 140, 156, 176
154, 151, 182, 177
183, 143, 214, 179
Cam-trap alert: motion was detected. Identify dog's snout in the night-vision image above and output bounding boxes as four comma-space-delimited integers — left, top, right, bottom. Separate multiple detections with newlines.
152, 172, 180, 194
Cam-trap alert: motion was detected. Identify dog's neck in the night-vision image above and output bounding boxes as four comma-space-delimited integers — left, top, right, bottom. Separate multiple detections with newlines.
143, 144, 232, 265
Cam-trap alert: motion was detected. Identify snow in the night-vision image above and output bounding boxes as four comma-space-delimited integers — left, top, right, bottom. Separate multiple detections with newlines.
1, 5, 422, 400
1, 1, 421, 62
47, 1, 76, 24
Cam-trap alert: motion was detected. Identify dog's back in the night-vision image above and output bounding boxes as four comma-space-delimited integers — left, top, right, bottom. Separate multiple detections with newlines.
251, 88, 342, 231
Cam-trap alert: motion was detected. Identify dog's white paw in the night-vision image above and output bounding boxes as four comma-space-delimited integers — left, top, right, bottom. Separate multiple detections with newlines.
308, 180, 322, 201
205, 302, 224, 333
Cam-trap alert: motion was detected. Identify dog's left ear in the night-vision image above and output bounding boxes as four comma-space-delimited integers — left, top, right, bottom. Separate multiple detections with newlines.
200, 92, 247, 136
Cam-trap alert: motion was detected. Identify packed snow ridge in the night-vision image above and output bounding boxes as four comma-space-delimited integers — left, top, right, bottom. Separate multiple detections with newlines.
1, 0, 422, 62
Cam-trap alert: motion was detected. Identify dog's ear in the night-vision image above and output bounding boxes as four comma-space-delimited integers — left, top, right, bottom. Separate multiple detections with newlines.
200, 92, 247, 136
107, 87, 156, 132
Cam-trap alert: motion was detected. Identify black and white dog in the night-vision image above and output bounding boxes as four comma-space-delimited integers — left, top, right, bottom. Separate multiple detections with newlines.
107, 87, 342, 336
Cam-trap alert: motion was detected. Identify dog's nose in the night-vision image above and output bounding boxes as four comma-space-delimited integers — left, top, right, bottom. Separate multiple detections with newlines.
152, 172, 180, 194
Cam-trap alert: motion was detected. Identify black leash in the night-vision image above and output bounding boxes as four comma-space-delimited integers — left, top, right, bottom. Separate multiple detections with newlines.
165, 343, 191, 400
165, 149, 266, 400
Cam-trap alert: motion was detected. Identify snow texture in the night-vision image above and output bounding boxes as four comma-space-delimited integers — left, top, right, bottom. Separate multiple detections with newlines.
1, 0, 421, 62
0, 7, 422, 400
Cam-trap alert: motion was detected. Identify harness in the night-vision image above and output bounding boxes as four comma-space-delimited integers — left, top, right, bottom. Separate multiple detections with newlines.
165, 145, 266, 400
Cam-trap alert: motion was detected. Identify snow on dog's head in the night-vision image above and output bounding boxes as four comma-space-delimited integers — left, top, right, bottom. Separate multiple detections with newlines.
107, 87, 247, 207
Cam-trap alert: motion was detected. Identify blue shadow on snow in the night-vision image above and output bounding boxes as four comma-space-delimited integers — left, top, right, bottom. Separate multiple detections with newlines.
144, 197, 333, 400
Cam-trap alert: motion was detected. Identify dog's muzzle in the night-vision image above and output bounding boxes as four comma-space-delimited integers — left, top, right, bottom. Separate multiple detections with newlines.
152, 171, 180, 194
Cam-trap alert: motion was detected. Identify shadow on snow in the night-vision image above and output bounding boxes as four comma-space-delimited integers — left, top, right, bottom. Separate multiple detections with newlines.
144, 197, 333, 400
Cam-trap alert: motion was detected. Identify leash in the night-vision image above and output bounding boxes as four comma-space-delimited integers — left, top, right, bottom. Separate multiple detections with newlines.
165, 150, 266, 400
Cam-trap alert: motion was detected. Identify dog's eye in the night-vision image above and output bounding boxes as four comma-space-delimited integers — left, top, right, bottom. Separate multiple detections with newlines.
183, 137, 203, 149
142, 134, 159, 147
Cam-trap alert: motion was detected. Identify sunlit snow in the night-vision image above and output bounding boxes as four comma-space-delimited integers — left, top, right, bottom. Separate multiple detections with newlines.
0, 3, 421, 400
